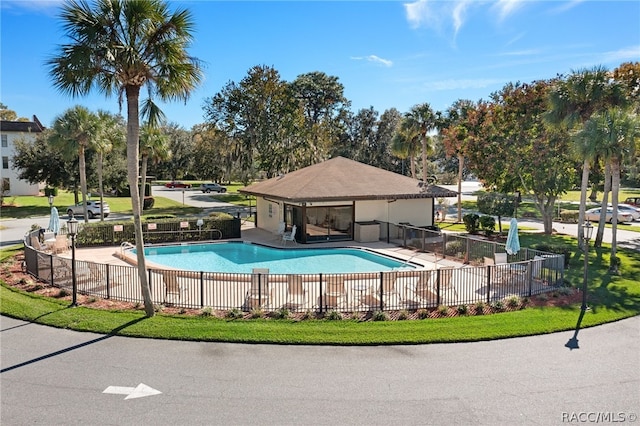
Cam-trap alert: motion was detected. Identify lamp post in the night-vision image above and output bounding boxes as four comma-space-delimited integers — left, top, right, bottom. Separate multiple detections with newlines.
196, 218, 204, 238
581, 220, 594, 311
67, 215, 79, 307
48, 194, 54, 208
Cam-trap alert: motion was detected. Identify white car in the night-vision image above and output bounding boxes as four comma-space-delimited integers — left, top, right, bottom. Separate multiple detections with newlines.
66, 200, 110, 219
585, 207, 633, 223
610, 204, 640, 221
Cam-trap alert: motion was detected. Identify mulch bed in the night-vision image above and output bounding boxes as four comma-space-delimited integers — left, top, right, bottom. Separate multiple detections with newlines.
1, 252, 583, 321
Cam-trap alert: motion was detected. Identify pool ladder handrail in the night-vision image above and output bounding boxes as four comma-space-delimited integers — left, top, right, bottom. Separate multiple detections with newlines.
120, 241, 135, 257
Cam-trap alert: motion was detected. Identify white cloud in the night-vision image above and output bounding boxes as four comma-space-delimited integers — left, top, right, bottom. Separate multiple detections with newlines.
599, 46, 640, 64
491, 0, 525, 22
351, 55, 393, 67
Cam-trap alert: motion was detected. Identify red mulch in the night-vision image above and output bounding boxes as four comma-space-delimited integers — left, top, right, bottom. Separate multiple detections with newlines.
1, 252, 582, 321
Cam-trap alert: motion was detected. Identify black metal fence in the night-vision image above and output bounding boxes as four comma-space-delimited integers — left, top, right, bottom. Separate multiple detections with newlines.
23, 227, 565, 313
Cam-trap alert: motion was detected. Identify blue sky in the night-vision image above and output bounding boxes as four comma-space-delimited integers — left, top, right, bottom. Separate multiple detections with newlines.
1, 1, 639, 129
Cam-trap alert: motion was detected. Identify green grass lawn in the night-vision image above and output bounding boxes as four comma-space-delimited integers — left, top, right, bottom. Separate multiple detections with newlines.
2, 231, 639, 345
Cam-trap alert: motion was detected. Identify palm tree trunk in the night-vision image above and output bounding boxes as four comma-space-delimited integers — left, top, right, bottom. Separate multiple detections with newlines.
140, 155, 149, 207
577, 158, 590, 250
410, 156, 416, 180
610, 158, 621, 273
421, 134, 427, 183
98, 151, 105, 221
457, 154, 464, 222
594, 163, 611, 247
126, 86, 154, 317
79, 146, 88, 223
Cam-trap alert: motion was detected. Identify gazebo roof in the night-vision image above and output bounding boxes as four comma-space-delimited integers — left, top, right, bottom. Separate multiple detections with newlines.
239, 156, 458, 202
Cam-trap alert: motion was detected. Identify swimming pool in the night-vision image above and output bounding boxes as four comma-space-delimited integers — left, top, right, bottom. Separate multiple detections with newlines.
137, 242, 415, 274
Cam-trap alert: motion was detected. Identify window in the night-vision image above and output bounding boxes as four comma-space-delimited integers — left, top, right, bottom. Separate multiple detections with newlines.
1, 135, 7, 147
2, 156, 8, 169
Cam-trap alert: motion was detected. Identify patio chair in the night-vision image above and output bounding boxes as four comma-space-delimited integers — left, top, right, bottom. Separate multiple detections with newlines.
484, 256, 507, 286
406, 270, 437, 308
437, 267, 458, 303
88, 262, 105, 282
283, 274, 307, 311
30, 236, 48, 252
162, 270, 184, 304
282, 225, 297, 245
381, 272, 401, 307
246, 268, 270, 309
323, 275, 347, 310
52, 235, 70, 254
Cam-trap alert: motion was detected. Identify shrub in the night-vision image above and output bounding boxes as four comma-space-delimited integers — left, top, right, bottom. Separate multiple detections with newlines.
417, 309, 429, 319
507, 296, 520, 308
437, 305, 449, 316
444, 240, 465, 256
58, 288, 70, 298
474, 301, 486, 314
463, 213, 480, 234
225, 308, 243, 319
325, 310, 343, 321
457, 304, 468, 315
559, 210, 579, 223
397, 309, 409, 320
490, 300, 505, 312
250, 307, 264, 318
372, 310, 388, 321
479, 215, 496, 236
200, 307, 213, 317
273, 307, 291, 319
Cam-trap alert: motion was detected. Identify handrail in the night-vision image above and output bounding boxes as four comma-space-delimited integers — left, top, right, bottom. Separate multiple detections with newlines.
120, 241, 135, 257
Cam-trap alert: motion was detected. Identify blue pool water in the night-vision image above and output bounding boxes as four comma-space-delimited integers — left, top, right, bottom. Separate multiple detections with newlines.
137, 242, 414, 274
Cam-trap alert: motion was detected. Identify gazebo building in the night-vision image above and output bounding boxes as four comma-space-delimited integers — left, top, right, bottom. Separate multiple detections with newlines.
239, 157, 458, 244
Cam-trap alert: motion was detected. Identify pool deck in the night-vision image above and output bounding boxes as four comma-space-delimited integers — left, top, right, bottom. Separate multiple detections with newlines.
66, 225, 462, 271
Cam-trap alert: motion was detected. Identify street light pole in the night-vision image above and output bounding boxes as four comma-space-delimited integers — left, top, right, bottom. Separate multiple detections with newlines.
67, 215, 79, 307
581, 220, 594, 311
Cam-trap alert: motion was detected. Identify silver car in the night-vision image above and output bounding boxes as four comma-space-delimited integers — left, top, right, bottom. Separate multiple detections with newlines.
200, 183, 227, 193
585, 207, 632, 223
66, 200, 110, 219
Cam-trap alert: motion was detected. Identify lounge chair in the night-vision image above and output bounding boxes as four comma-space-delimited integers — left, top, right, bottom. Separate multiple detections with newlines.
246, 268, 270, 309
323, 275, 347, 310
282, 225, 297, 245
162, 270, 184, 304
283, 274, 307, 311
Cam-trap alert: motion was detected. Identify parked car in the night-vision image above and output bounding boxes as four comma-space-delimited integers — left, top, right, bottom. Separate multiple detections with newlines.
66, 200, 110, 219
624, 197, 640, 207
164, 181, 191, 189
610, 204, 640, 221
200, 183, 227, 193
584, 207, 633, 223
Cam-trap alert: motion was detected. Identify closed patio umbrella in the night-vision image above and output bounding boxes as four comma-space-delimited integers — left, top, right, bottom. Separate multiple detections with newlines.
48, 206, 60, 235
505, 217, 520, 255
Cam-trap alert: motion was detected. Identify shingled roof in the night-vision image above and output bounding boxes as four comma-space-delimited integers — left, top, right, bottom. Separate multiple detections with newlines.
240, 156, 458, 202
0, 116, 45, 133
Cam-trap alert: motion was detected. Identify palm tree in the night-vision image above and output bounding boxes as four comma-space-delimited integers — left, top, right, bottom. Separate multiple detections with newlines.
94, 110, 124, 221
545, 66, 627, 247
49, 105, 98, 223
440, 99, 475, 222
402, 103, 437, 183
139, 123, 170, 200
575, 108, 640, 272
391, 125, 420, 179
47, 0, 203, 317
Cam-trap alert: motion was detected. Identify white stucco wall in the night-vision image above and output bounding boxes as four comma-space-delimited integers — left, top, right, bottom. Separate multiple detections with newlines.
256, 197, 283, 233
1, 131, 42, 196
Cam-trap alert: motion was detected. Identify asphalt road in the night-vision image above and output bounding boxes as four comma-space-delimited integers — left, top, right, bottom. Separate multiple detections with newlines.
1, 315, 638, 425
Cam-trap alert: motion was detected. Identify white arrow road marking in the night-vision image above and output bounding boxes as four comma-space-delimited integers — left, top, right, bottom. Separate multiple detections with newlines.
103, 383, 162, 400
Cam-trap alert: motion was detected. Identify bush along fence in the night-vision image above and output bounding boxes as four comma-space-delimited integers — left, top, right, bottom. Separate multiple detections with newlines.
23, 225, 565, 314
56, 215, 242, 247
